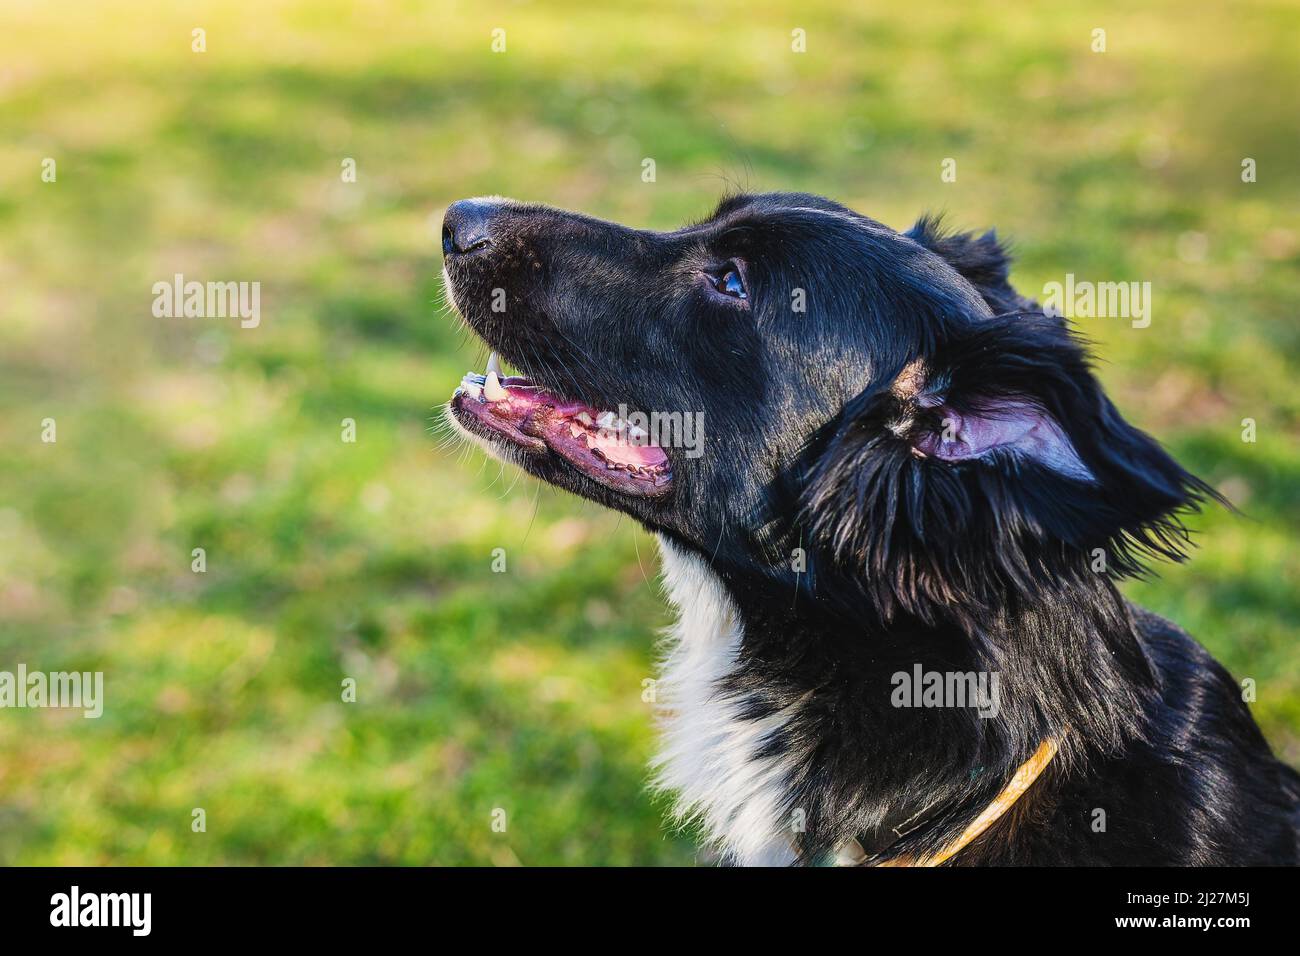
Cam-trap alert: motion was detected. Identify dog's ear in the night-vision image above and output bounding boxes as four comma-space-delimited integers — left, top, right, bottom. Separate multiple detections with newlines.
907, 215, 1037, 315
800, 312, 1221, 623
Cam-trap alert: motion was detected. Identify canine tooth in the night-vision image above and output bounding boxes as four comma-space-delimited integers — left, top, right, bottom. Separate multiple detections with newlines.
596, 411, 617, 429
576, 411, 594, 426
484, 370, 508, 402
486, 351, 503, 376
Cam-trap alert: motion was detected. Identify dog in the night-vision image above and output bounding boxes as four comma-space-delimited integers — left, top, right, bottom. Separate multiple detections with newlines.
441, 192, 1299, 865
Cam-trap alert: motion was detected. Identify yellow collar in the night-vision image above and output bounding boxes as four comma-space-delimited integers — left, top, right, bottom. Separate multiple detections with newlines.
839, 738, 1059, 867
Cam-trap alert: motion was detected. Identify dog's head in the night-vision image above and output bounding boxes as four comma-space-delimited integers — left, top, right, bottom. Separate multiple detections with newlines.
444, 193, 1215, 622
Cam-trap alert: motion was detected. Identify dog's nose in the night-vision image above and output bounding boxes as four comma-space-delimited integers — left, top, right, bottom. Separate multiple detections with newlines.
442, 198, 498, 256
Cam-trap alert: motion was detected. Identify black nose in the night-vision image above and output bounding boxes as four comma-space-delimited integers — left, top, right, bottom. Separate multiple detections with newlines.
442, 198, 498, 256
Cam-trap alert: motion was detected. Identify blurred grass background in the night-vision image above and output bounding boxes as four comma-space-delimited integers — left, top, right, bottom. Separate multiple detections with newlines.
0, 0, 1296, 864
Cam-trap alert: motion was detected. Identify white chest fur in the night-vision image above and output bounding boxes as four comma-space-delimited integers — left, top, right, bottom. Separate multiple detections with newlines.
650, 537, 800, 866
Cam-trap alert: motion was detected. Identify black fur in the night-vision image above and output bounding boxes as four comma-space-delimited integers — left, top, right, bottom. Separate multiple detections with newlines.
443, 192, 1300, 865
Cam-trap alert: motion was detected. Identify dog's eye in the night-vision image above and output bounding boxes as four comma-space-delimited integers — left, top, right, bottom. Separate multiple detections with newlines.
711, 267, 747, 300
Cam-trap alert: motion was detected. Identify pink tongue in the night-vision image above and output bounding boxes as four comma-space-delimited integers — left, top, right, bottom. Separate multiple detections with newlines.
590, 429, 669, 469
498, 382, 670, 472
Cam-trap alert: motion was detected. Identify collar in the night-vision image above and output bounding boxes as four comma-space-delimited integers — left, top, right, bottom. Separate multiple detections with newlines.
837, 738, 1059, 867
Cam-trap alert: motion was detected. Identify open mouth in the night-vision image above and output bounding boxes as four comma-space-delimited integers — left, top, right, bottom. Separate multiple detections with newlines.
450, 352, 672, 497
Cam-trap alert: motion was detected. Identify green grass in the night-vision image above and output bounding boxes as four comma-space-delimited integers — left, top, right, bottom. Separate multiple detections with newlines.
0, 0, 1296, 864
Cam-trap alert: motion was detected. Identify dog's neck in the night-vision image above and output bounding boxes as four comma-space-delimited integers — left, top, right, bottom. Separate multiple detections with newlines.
651, 535, 1156, 865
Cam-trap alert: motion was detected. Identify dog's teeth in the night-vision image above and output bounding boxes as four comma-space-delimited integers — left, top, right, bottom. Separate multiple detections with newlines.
461, 379, 483, 400
596, 411, 617, 429
486, 351, 503, 377
484, 370, 508, 402
626, 424, 648, 442
576, 411, 594, 426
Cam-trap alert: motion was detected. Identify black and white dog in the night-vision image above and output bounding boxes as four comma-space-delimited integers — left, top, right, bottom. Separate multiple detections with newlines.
442, 193, 1299, 866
